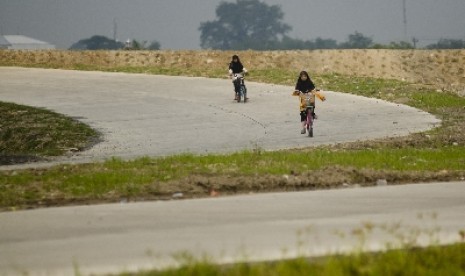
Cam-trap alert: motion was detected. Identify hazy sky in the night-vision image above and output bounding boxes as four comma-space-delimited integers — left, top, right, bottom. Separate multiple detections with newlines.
1, 0, 464, 49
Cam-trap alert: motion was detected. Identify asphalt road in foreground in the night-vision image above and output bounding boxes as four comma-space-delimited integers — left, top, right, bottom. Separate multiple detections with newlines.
1, 181, 464, 275
0, 67, 439, 168
1, 68, 460, 276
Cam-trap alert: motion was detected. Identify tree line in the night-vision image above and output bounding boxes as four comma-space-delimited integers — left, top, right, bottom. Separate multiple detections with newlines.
69, 36, 160, 50
69, 0, 465, 50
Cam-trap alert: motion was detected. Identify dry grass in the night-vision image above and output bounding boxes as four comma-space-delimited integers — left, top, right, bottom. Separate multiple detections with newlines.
1, 49, 465, 95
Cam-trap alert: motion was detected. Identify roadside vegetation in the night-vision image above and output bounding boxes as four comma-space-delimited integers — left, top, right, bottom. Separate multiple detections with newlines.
0, 101, 98, 164
117, 242, 465, 275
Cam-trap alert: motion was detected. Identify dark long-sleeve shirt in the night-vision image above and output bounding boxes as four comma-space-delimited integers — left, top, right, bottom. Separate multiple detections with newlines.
229, 62, 244, 74
295, 80, 315, 93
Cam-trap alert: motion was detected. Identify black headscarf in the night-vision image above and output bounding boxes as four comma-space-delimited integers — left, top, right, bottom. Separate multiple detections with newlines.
295, 71, 315, 93
229, 55, 244, 74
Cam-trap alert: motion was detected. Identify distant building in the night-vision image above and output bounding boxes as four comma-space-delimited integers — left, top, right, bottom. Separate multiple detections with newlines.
0, 35, 11, 49
0, 35, 55, 50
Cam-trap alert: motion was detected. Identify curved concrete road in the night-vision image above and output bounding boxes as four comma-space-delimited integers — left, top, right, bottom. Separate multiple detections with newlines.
2, 68, 460, 276
0, 67, 439, 167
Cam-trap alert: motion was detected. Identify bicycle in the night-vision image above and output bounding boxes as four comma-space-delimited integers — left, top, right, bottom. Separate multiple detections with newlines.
233, 73, 247, 103
300, 92, 315, 137
295, 89, 324, 137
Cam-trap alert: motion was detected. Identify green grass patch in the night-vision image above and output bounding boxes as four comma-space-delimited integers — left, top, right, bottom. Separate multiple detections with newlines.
119, 242, 465, 275
409, 90, 465, 116
72, 64, 227, 79
0, 101, 99, 157
2, 146, 464, 209
317, 73, 407, 98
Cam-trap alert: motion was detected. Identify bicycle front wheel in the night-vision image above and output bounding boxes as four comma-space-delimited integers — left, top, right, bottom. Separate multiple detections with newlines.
238, 86, 245, 103
306, 107, 314, 137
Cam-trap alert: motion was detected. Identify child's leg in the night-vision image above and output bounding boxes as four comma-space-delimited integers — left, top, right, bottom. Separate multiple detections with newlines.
233, 80, 240, 99
300, 111, 307, 134
233, 80, 240, 92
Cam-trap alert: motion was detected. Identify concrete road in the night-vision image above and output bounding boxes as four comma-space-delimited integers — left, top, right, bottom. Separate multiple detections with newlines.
0, 67, 439, 167
1, 181, 464, 275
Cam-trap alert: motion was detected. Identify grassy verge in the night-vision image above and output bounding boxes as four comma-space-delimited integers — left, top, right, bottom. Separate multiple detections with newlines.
0, 101, 99, 164
118, 242, 465, 275
2, 145, 465, 210
0, 66, 464, 210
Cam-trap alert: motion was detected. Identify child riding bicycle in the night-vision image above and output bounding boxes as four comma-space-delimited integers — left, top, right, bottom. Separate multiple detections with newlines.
292, 71, 326, 134
228, 55, 248, 100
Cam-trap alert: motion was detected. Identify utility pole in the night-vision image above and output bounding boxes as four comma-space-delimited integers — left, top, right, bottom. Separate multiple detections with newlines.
403, 0, 408, 41
113, 18, 117, 41
412, 37, 418, 48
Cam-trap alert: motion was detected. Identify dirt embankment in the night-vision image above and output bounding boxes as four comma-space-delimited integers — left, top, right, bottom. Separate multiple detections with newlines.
1, 49, 465, 95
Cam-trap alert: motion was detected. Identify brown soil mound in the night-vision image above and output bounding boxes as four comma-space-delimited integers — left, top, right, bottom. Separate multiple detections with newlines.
1, 49, 464, 95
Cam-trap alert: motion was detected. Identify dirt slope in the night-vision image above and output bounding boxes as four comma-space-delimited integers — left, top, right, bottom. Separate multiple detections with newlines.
1, 49, 464, 95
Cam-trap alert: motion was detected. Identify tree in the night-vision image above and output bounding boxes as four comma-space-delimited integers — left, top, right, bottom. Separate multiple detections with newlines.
124, 39, 161, 50
199, 0, 291, 50
372, 41, 414, 49
69, 35, 123, 50
147, 40, 161, 50
339, 31, 373, 49
313, 37, 339, 49
426, 39, 465, 49
130, 39, 146, 50
278, 36, 338, 50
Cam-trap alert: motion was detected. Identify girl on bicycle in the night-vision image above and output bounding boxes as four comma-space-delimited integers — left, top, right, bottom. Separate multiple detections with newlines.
292, 71, 325, 134
228, 55, 247, 100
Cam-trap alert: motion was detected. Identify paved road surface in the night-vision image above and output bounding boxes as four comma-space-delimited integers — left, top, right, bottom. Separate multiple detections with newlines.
0, 67, 439, 168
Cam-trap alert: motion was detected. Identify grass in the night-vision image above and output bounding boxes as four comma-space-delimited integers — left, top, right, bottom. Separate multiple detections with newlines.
0, 101, 99, 157
72, 64, 228, 79
114, 219, 465, 275
119, 242, 465, 275
1, 145, 464, 210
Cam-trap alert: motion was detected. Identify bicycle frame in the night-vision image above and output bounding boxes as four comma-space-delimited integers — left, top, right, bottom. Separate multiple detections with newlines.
306, 105, 314, 137
298, 91, 315, 137
233, 73, 247, 103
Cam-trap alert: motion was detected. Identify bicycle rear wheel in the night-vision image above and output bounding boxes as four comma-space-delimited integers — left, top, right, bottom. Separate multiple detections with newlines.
237, 85, 245, 103
306, 107, 314, 137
